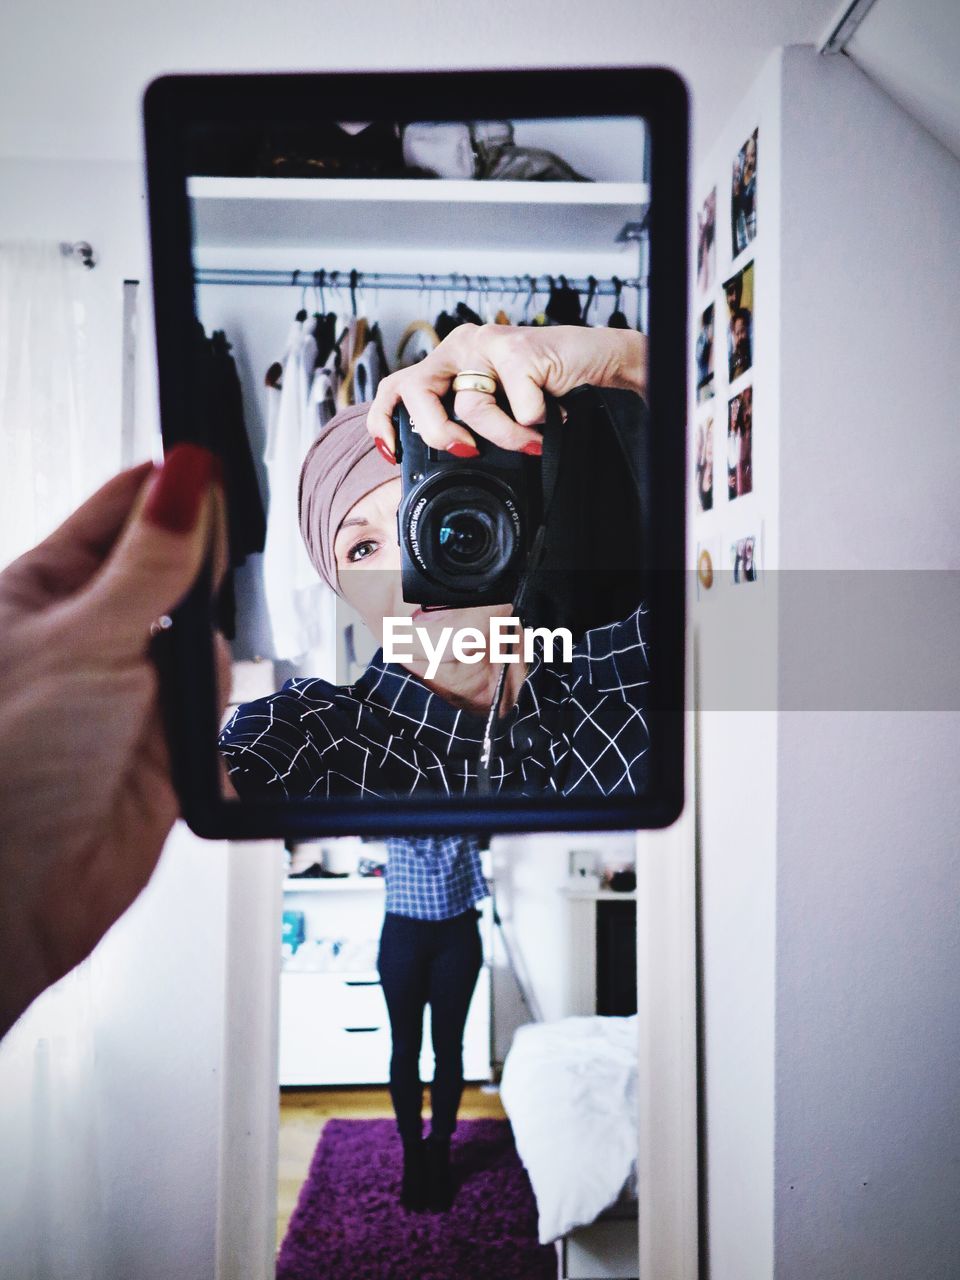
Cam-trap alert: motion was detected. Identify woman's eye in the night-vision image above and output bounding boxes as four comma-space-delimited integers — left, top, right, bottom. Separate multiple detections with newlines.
347, 539, 379, 563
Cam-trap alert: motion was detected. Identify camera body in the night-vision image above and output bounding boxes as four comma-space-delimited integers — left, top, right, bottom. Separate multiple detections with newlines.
394, 397, 543, 608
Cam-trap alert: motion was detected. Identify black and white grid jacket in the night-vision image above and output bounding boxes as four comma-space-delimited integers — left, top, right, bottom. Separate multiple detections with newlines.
219, 605, 652, 800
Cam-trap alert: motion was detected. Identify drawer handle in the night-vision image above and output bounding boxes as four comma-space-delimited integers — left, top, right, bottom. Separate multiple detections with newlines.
345, 980, 380, 987
344, 1026, 381, 1034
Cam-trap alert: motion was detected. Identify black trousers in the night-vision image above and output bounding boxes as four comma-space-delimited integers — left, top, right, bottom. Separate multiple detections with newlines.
377, 909, 483, 1144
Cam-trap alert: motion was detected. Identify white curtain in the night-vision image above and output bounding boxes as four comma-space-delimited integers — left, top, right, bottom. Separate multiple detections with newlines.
0, 241, 108, 1278
0, 241, 90, 564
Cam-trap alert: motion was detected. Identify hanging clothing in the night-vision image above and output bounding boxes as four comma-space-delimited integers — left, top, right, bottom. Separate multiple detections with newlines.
262, 317, 337, 661
396, 320, 440, 368
351, 338, 384, 404
193, 324, 266, 638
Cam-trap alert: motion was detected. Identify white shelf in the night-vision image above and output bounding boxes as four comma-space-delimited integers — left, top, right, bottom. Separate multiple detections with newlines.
284, 876, 385, 893
562, 884, 638, 901
188, 175, 649, 205
281, 966, 381, 981
189, 176, 649, 254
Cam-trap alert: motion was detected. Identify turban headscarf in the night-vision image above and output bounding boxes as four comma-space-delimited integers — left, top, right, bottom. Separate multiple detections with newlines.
298, 402, 397, 594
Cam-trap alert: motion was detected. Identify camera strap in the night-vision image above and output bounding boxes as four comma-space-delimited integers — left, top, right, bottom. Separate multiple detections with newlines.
477, 400, 565, 795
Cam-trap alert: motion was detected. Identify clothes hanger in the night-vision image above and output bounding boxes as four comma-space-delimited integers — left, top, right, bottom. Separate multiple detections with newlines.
312, 270, 338, 366
492, 275, 511, 326
338, 270, 374, 406
607, 276, 630, 329
293, 270, 309, 323
454, 275, 483, 327
581, 275, 598, 326
396, 276, 441, 364
435, 275, 460, 340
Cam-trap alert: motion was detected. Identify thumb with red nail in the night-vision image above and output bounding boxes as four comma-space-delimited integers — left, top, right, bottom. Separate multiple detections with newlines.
0, 445, 231, 1040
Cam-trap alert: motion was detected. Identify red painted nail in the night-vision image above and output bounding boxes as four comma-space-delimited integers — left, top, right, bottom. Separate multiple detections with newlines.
374, 437, 397, 465
521, 439, 543, 457
447, 441, 480, 459
144, 444, 216, 533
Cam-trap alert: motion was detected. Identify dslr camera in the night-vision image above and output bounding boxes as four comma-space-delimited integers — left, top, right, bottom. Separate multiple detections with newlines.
394, 396, 545, 608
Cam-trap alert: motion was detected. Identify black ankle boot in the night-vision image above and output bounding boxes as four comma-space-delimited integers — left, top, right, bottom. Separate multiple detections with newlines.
400, 1138, 427, 1211
425, 1136, 453, 1212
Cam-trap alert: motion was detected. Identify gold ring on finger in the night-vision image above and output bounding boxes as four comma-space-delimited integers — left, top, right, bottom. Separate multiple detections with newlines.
452, 371, 499, 395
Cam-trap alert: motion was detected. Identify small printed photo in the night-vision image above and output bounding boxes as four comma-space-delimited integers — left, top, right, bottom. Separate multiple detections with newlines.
697, 187, 717, 293
696, 304, 715, 404
695, 415, 714, 513
730, 536, 758, 584
727, 386, 753, 500
723, 261, 754, 382
731, 128, 758, 258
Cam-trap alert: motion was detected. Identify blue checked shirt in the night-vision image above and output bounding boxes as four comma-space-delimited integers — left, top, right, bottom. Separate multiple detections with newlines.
219, 605, 651, 918
382, 835, 488, 920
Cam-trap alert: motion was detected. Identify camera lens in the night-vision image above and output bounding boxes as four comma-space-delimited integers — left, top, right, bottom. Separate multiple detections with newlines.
404, 476, 522, 595
438, 509, 495, 566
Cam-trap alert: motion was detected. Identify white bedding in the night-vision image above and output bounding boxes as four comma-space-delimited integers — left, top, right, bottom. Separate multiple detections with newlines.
499, 1014, 639, 1244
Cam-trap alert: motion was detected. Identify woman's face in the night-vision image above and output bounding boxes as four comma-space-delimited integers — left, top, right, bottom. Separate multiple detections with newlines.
332, 477, 513, 673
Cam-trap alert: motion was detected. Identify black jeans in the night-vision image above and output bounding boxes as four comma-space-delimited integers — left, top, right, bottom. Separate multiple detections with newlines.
377, 909, 483, 1144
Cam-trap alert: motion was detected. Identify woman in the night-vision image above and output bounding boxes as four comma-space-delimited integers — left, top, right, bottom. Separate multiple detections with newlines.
219, 323, 652, 1210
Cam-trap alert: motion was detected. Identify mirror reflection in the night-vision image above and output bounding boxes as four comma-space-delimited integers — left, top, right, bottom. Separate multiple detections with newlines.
188, 116, 654, 805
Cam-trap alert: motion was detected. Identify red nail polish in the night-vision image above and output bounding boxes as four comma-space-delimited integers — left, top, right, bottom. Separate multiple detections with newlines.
374, 437, 397, 465
144, 444, 216, 533
447, 442, 480, 459
521, 439, 543, 457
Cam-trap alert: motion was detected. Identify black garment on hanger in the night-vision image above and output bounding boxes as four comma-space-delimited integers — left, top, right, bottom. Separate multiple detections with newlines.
435, 310, 459, 340
194, 324, 267, 637
545, 280, 583, 326
454, 300, 484, 326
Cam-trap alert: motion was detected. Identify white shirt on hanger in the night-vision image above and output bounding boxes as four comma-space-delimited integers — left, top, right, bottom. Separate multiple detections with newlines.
262, 317, 337, 662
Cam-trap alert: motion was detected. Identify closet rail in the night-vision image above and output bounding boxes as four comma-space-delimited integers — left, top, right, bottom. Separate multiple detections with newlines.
193, 267, 643, 296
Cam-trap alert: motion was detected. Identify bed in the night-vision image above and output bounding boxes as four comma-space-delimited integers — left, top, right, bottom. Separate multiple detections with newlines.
499, 1014, 639, 1279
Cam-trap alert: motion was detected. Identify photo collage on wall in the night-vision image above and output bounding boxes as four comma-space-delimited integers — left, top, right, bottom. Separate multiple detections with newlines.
694, 125, 760, 591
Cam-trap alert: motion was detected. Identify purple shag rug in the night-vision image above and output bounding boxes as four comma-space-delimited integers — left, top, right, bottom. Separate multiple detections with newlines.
277, 1118, 556, 1280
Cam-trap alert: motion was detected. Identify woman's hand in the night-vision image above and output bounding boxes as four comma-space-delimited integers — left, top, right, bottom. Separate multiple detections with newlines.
367, 323, 648, 459
0, 446, 230, 1039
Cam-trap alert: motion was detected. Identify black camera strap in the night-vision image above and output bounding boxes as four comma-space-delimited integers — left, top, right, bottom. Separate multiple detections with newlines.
477, 401, 565, 795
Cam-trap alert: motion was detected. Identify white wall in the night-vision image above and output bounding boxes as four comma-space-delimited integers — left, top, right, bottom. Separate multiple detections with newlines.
693, 44, 960, 1280
0, 827, 229, 1280
490, 831, 636, 1055
774, 46, 960, 1280
0, 0, 842, 164
0, 155, 285, 1279
691, 50, 782, 1280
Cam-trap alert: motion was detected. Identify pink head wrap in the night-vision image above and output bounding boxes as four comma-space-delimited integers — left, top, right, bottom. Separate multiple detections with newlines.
298, 402, 397, 594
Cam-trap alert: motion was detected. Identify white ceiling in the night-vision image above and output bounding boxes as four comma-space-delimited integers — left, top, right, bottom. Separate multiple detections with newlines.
844, 0, 960, 160
0, 0, 843, 165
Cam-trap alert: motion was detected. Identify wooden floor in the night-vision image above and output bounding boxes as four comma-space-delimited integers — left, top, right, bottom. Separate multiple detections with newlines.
277, 1084, 506, 1249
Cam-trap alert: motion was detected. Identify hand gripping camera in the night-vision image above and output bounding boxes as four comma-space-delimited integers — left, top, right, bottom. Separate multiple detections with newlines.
393, 396, 549, 608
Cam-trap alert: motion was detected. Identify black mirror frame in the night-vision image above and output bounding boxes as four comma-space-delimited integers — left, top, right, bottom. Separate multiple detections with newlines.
143, 66, 688, 839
